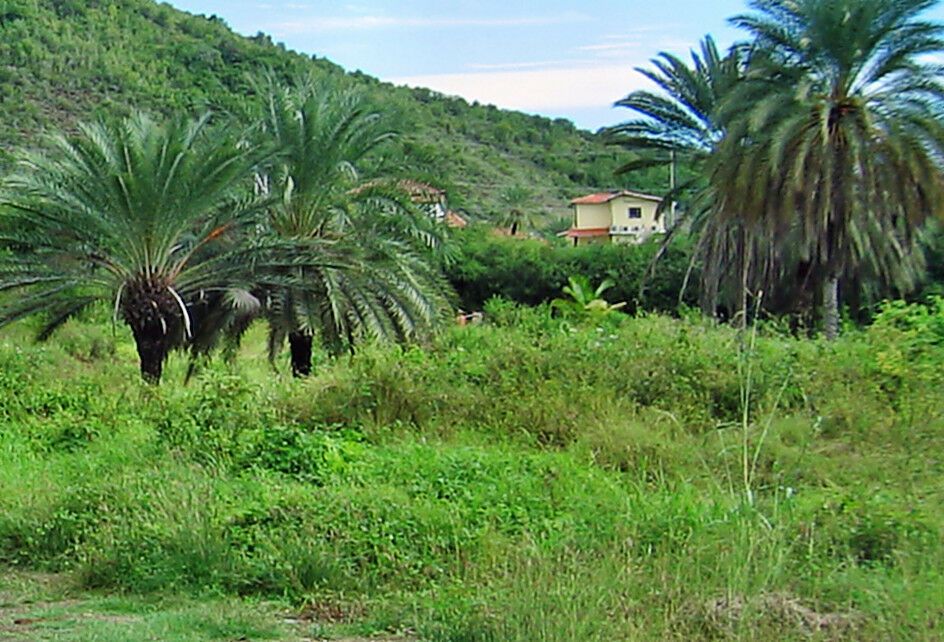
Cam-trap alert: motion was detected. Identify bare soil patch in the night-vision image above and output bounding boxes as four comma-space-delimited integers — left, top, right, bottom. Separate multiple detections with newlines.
695, 592, 860, 638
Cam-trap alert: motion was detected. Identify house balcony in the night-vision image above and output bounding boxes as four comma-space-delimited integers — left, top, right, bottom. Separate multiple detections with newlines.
608, 225, 642, 235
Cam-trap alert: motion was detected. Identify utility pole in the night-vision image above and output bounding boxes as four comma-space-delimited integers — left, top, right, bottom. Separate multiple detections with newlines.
669, 149, 677, 227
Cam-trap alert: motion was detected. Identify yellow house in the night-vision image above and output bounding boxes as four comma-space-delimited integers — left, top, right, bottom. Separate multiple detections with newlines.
563, 190, 665, 246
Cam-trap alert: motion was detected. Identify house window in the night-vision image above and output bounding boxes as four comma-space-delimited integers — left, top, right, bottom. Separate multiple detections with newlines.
628, 207, 642, 219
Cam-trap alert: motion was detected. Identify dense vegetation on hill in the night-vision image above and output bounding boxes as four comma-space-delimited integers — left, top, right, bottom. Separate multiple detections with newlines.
0, 300, 942, 639
0, 0, 666, 220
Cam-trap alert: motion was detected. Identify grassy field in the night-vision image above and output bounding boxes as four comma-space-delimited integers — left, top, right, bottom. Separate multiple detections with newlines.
0, 299, 942, 640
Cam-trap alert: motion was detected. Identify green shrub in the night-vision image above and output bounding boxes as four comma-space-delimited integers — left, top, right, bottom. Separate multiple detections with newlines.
241, 425, 364, 484
444, 226, 696, 314
799, 490, 938, 568
153, 367, 272, 466
867, 297, 944, 406
54, 319, 118, 364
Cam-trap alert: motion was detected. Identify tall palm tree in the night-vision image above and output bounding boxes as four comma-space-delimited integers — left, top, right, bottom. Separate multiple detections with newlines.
0, 113, 269, 382
607, 36, 743, 173
715, 0, 944, 338
255, 77, 451, 376
606, 37, 758, 320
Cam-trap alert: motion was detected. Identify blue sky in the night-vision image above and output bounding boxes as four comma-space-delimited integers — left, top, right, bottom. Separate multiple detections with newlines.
164, 1, 944, 131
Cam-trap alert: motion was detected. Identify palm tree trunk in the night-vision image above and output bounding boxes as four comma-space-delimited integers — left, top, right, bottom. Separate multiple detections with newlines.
125, 287, 177, 384
131, 326, 169, 384
288, 331, 313, 377
823, 276, 840, 340
699, 259, 719, 318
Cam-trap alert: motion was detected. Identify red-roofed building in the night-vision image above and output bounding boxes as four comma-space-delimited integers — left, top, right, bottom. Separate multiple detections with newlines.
444, 210, 468, 228
399, 182, 468, 228
399, 180, 448, 221
561, 190, 666, 246
563, 227, 610, 240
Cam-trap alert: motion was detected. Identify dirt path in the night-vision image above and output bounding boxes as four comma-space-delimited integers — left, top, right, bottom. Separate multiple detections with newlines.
0, 570, 414, 642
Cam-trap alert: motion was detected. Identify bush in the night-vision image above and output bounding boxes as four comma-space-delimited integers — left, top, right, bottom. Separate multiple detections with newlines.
444, 226, 696, 314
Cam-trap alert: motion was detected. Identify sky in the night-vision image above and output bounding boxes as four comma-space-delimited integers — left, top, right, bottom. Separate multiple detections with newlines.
163, 1, 944, 132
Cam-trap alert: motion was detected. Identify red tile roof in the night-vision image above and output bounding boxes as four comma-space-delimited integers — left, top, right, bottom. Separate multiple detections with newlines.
563, 227, 610, 238
351, 179, 446, 203
570, 193, 615, 205
399, 179, 446, 202
570, 190, 662, 205
444, 210, 468, 228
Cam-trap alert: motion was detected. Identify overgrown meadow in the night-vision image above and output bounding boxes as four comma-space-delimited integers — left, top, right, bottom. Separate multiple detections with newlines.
1, 298, 942, 640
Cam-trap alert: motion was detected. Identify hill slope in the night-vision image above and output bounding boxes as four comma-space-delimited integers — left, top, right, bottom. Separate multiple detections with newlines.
0, 0, 665, 219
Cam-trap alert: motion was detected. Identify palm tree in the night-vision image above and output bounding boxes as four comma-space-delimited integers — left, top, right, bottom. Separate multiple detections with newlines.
497, 186, 536, 236
607, 36, 743, 174
715, 0, 944, 338
254, 77, 451, 376
606, 37, 760, 321
0, 113, 270, 382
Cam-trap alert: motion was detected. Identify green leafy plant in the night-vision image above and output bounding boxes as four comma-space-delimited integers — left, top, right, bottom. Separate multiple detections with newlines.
551, 275, 626, 321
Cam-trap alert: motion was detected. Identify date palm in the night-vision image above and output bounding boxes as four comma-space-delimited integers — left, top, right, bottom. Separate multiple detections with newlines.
607, 37, 760, 320
607, 36, 743, 174
715, 0, 944, 337
256, 77, 451, 376
497, 186, 536, 236
0, 113, 270, 382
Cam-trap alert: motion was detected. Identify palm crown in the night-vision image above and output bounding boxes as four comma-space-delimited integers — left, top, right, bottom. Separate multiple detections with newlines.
607, 36, 744, 175
607, 37, 760, 318
714, 0, 944, 335
254, 77, 451, 375
0, 113, 266, 381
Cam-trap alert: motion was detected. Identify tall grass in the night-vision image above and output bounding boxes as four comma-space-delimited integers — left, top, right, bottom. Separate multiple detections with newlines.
0, 298, 942, 639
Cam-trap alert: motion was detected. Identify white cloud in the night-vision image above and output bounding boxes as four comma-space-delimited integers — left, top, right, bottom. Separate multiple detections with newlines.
601, 28, 669, 39
578, 36, 699, 60
466, 59, 594, 71
267, 13, 590, 33
577, 42, 642, 52
390, 64, 651, 113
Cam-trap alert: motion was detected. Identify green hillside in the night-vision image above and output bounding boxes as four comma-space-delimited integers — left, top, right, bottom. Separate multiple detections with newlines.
0, 0, 665, 220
